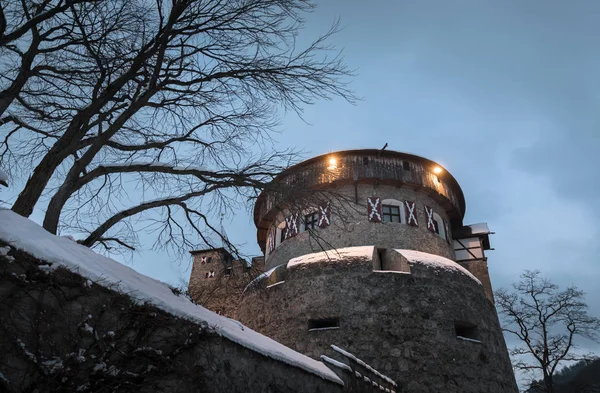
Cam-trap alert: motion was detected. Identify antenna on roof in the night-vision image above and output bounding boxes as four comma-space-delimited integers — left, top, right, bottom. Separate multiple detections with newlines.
378, 143, 388, 157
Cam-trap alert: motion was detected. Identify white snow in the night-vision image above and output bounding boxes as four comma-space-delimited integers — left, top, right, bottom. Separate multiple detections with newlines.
394, 249, 481, 285
0, 209, 343, 385
308, 327, 340, 332
465, 222, 490, 235
266, 281, 285, 289
331, 344, 397, 387
456, 336, 482, 343
320, 355, 352, 372
243, 264, 281, 292
288, 246, 374, 267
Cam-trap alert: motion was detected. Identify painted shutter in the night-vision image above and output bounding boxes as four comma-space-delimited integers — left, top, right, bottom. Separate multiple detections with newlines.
318, 202, 331, 228
405, 201, 418, 226
424, 205, 436, 232
285, 213, 299, 239
367, 197, 382, 222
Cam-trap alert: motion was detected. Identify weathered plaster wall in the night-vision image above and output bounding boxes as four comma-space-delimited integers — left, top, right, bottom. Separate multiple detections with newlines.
0, 246, 341, 393
265, 184, 455, 269
238, 255, 518, 393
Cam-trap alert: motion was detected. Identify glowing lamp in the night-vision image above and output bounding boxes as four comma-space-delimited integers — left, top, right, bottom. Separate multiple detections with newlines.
329, 157, 337, 166
433, 166, 443, 175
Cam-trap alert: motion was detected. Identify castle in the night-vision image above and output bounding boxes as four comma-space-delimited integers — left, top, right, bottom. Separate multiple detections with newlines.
188, 149, 518, 393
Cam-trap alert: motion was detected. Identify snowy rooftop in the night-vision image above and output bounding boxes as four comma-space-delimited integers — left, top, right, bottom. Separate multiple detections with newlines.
394, 249, 482, 285
0, 209, 343, 385
287, 246, 374, 268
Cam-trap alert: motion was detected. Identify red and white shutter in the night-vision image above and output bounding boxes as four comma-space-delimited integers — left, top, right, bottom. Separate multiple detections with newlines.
367, 197, 382, 222
318, 202, 331, 228
424, 205, 436, 232
285, 213, 299, 239
405, 201, 418, 226
267, 227, 276, 253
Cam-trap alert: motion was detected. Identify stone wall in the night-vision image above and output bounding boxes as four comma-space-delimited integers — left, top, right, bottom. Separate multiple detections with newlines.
265, 184, 455, 269
188, 249, 264, 318
238, 252, 519, 393
0, 245, 341, 393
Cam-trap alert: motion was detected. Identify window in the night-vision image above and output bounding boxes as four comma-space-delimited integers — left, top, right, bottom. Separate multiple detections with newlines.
402, 161, 411, 171
204, 271, 215, 279
382, 205, 401, 223
304, 212, 319, 231
280, 227, 287, 243
223, 267, 232, 277
432, 212, 446, 240
363, 157, 369, 165
455, 321, 478, 340
308, 318, 340, 331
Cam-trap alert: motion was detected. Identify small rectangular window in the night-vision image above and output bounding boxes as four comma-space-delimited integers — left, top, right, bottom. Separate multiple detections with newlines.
403, 161, 411, 171
455, 322, 478, 340
308, 318, 340, 331
363, 157, 369, 165
224, 267, 232, 277
382, 205, 401, 223
304, 212, 319, 231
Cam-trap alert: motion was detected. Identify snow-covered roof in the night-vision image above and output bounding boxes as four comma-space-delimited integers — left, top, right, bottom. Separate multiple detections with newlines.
287, 246, 374, 268
0, 209, 343, 385
453, 222, 491, 238
394, 249, 481, 285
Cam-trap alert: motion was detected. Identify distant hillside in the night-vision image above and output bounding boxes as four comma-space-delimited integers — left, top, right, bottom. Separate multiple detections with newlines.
528, 359, 600, 393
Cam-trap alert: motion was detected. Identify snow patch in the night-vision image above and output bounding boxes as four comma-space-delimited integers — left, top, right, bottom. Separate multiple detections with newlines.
288, 246, 374, 267
0, 209, 342, 385
394, 249, 481, 285
320, 355, 352, 372
331, 344, 397, 387
457, 336, 482, 343
266, 281, 285, 289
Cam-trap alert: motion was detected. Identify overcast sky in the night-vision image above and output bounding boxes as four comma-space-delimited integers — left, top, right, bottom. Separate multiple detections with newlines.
127, 0, 600, 352
4, 0, 600, 380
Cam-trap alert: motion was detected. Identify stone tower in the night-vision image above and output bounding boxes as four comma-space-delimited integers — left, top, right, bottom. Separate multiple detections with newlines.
237, 149, 518, 393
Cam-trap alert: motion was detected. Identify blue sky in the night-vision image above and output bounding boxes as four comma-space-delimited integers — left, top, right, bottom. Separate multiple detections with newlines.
2, 0, 599, 380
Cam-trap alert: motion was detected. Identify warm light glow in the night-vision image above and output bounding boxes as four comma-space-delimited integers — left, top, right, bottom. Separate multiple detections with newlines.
329, 157, 337, 166
433, 166, 443, 174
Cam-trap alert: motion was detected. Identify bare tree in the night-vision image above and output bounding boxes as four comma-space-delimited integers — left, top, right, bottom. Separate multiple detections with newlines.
0, 0, 355, 256
495, 270, 600, 393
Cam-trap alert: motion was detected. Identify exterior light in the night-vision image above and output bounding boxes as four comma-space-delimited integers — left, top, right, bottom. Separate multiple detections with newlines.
433, 166, 443, 175
329, 157, 337, 166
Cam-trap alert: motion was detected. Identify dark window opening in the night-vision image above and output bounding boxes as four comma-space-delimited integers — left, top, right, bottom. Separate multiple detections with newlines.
308, 318, 340, 331
224, 267, 233, 277
280, 227, 287, 243
363, 157, 369, 165
403, 161, 411, 171
382, 205, 401, 223
304, 212, 319, 231
433, 219, 440, 234
455, 322, 478, 340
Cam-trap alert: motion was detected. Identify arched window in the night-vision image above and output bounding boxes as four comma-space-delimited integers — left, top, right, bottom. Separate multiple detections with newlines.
432, 212, 446, 240
381, 199, 406, 224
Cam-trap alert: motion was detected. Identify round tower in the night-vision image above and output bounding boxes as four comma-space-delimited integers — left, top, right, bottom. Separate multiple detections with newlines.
238, 149, 518, 393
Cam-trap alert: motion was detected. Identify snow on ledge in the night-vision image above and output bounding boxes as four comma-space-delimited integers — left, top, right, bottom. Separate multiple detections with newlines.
331, 344, 397, 387
456, 336, 482, 343
394, 249, 481, 285
0, 209, 343, 385
320, 355, 352, 373
288, 246, 374, 268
